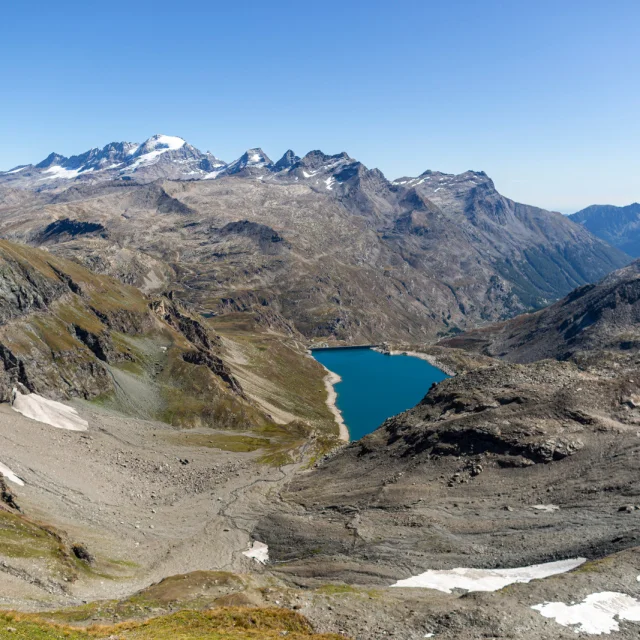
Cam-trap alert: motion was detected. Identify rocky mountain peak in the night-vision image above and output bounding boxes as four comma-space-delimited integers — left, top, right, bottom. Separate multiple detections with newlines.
222, 148, 273, 176
298, 150, 352, 171
35, 152, 67, 169
273, 150, 300, 172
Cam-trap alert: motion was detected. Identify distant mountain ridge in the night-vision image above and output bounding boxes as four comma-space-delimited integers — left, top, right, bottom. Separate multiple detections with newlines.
569, 202, 640, 257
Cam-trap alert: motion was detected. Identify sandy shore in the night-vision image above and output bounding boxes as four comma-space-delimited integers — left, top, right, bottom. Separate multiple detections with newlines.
322, 368, 349, 442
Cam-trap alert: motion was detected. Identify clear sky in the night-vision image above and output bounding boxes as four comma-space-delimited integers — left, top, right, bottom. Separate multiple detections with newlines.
1, 0, 638, 212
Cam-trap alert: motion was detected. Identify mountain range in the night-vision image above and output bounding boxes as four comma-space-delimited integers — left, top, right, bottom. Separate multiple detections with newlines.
1, 135, 640, 639
0, 135, 631, 343
569, 202, 640, 257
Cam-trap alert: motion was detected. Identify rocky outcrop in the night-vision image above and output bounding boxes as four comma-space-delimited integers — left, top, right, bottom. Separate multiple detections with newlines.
255, 352, 640, 583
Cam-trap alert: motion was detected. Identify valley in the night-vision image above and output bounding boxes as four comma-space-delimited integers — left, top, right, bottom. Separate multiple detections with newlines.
0, 137, 638, 639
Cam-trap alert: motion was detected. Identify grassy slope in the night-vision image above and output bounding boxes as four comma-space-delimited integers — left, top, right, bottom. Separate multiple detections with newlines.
0, 608, 344, 639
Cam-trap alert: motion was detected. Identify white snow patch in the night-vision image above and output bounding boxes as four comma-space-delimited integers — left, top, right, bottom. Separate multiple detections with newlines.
203, 169, 225, 180
127, 151, 166, 169
147, 135, 185, 151
4, 165, 29, 174
11, 389, 88, 431
39, 166, 92, 181
0, 462, 24, 486
533, 504, 560, 512
532, 592, 640, 635
391, 558, 586, 593
325, 177, 335, 190
249, 153, 262, 163
242, 540, 269, 564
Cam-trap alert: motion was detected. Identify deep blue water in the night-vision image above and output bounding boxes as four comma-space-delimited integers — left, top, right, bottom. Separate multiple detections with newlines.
312, 347, 448, 441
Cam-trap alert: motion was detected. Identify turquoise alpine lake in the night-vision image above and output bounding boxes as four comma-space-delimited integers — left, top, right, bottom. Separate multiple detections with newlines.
311, 347, 449, 441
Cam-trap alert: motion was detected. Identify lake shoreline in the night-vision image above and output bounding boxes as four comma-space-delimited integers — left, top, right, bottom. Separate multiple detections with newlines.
322, 367, 350, 442
373, 347, 457, 376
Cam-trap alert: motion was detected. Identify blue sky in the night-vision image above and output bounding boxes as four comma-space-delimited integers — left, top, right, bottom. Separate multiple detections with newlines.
1, 0, 638, 212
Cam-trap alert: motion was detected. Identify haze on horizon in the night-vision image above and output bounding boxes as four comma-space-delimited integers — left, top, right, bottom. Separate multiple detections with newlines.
1, 0, 638, 213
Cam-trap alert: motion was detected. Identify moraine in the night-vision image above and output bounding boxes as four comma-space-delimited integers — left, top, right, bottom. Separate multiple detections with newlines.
312, 347, 448, 440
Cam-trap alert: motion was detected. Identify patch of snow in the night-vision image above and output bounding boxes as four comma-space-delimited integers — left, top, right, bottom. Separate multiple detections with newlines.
11, 389, 88, 431
147, 135, 185, 151
424, 634, 435, 638
127, 151, 166, 169
203, 169, 226, 180
242, 540, 269, 564
391, 558, 586, 593
249, 153, 262, 163
126, 144, 140, 156
302, 170, 312, 178
0, 462, 24, 486
4, 165, 29, 174
433, 187, 442, 192
325, 177, 335, 190
39, 166, 92, 181
532, 592, 640, 634
533, 504, 560, 512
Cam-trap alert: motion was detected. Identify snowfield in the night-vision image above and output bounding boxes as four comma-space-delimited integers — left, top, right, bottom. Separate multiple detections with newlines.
12, 389, 89, 431
0, 462, 24, 486
532, 591, 640, 634
391, 558, 586, 593
242, 540, 269, 564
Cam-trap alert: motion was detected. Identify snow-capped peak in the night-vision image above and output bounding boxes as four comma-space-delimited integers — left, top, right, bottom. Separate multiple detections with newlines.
221, 148, 273, 176
139, 134, 186, 152
244, 148, 270, 166
126, 135, 188, 170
